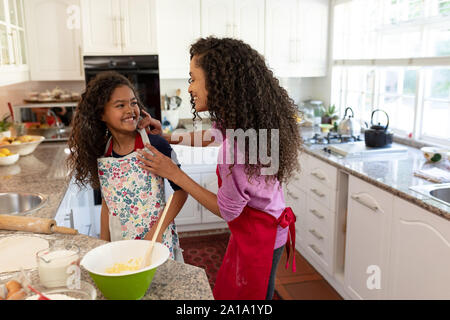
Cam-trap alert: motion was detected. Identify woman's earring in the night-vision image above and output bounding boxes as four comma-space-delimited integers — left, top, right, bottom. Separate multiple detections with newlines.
105, 128, 109, 137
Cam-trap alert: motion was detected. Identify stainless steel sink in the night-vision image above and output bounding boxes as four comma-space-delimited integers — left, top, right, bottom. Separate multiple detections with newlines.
410, 183, 450, 207
0, 192, 47, 215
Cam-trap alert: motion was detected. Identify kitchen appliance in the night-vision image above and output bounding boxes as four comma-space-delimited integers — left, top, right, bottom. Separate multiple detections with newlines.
83, 55, 161, 121
323, 141, 407, 157
307, 132, 363, 145
84, 55, 161, 206
364, 109, 393, 148
338, 107, 360, 137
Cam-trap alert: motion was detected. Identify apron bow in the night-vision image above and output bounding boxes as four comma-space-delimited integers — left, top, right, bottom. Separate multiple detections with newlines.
277, 207, 297, 273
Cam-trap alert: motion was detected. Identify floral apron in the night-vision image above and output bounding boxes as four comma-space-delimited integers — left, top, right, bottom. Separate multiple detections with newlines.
97, 129, 181, 261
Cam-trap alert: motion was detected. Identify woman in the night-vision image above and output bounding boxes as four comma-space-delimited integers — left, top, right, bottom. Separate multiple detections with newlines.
137, 37, 300, 300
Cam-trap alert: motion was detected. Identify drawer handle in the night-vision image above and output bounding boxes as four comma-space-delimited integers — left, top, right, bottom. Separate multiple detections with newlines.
287, 190, 299, 200
309, 244, 323, 256
309, 209, 324, 219
309, 229, 324, 240
351, 194, 379, 212
311, 171, 326, 181
311, 188, 325, 198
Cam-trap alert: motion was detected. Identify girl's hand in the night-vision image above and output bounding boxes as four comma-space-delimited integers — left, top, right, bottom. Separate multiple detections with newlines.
137, 144, 181, 181
138, 109, 162, 135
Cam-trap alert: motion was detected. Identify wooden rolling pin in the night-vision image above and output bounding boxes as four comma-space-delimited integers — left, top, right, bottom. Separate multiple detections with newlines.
0, 215, 78, 235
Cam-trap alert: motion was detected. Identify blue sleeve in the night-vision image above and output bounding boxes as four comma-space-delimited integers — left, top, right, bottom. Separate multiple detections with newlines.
148, 134, 182, 192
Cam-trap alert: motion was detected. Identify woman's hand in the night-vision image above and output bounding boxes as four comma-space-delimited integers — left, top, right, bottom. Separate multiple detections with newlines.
137, 144, 182, 182
138, 109, 162, 135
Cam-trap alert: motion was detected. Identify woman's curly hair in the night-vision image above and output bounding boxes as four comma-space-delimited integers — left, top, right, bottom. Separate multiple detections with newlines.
67, 71, 142, 189
190, 37, 303, 184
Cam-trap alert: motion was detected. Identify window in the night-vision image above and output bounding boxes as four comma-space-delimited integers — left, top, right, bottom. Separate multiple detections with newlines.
332, 0, 450, 146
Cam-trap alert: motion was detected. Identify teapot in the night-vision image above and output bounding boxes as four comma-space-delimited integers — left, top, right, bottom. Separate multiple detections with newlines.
364, 109, 393, 148
337, 107, 360, 137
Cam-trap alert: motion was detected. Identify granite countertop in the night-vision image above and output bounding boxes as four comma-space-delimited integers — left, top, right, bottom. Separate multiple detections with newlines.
299, 127, 450, 220
0, 142, 213, 300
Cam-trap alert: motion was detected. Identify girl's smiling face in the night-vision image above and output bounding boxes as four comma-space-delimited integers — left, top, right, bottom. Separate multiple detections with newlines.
101, 85, 140, 134
188, 55, 208, 112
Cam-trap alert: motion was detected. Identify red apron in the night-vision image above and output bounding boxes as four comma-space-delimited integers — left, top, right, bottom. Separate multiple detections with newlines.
213, 166, 297, 300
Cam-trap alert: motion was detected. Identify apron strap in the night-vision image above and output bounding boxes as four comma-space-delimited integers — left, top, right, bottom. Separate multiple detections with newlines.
277, 207, 297, 273
104, 129, 150, 157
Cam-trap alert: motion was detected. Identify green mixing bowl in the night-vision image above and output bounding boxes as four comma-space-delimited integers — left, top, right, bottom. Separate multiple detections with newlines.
80, 240, 169, 300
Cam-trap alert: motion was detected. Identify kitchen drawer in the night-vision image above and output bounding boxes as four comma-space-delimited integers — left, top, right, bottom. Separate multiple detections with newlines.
307, 156, 337, 190
305, 226, 333, 274
306, 196, 332, 238
307, 177, 337, 211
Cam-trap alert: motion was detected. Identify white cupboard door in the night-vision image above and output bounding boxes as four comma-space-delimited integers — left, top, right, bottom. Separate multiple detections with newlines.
388, 197, 450, 299
25, 0, 84, 80
234, 0, 265, 55
344, 176, 393, 300
157, 0, 200, 79
284, 183, 307, 248
201, 0, 233, 38
201, 172, 222, 223
265, 0, 298, 77
120, 0, 157, 54
81, 0, 122, 54
298, 0, 329, 77
173, 173, 203, 225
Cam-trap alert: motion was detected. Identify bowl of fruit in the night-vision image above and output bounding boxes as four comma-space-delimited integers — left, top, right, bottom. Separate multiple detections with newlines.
0, 135, 45, 156
0, 148, 19, 166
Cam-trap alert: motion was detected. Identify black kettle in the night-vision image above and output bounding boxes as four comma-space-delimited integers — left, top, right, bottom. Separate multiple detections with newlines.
364, 109, 393, 148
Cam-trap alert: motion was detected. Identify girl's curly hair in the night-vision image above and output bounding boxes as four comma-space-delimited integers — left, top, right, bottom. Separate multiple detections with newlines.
190, 37, 303, 184
67, 71, 142, 189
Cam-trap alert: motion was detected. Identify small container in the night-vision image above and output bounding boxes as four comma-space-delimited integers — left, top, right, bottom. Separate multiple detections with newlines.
37, 242, 80, 288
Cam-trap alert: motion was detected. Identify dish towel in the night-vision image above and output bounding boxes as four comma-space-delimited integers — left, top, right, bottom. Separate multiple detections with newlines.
414, 167, 450, 183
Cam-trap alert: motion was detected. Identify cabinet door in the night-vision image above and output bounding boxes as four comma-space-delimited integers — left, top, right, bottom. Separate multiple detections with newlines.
344, 176, 393, 300
388, 197, 450, 299
81, 0, 122, 54
172, 173, 203, 225
297, 0, 329, 77
25, 0, 83, 80
120, 0, 157, 54
284, 182, 307, 248
265, 0, 298, 77
157, 0, 200, 79
201, 171, 222, 223
234, 0, 265, 55
201, 0, 233, 38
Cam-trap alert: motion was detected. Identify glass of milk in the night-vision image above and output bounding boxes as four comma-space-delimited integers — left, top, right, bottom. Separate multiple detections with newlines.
36, 242, 80, 288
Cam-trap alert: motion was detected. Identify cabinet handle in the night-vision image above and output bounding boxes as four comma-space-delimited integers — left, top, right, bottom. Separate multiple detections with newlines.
310, 170, 326, 181
351, 194, 379, 212
310, 188, 325, 198
120, 17, 126, 49
287, 190, 299, 200
309, 244, 323, 256
309, 229, 324, 240
78, 45, 83, 76
309, 209, 324, 219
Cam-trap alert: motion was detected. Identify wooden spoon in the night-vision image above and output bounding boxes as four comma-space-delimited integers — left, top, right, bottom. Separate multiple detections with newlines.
140, 195, 173, 269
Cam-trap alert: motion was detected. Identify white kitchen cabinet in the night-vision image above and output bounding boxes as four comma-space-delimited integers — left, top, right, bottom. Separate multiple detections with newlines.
201, 0, 265, 55
284, 182, 307, 248
265, 0, 329, 77
24, 0, 84, 80
388, 197, 450, 299
156, 0, 200, 79
344, 176, 393, 300
81, 0, 157, 55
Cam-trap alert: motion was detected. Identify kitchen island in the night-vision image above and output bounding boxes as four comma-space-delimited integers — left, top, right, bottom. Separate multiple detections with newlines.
0, 142, 213, 300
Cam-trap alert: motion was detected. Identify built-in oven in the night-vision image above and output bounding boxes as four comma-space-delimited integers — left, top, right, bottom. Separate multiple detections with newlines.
84, 55, 161, 206
83, 55, 161, 120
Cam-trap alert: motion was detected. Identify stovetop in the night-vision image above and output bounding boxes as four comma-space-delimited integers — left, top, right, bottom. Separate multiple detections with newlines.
306, 132, 363, 145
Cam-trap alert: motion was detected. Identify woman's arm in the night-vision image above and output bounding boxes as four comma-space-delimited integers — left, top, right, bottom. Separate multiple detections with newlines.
137, 145, 222, 217
100, 199, 111, 242
144, 189, 188, 243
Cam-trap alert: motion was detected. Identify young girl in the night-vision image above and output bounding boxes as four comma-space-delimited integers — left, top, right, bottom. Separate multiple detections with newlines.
137, 37, 300, 299
67, 71, 187, 261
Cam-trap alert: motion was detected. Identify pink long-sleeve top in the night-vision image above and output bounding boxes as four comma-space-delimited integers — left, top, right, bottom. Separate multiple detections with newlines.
216, 138, 288, 250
